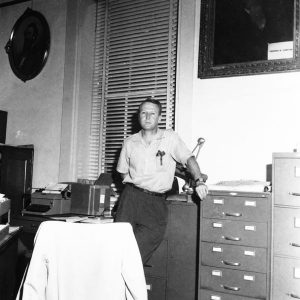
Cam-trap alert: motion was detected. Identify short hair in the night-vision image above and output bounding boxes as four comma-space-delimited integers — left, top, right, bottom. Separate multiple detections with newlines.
138, 97, 162, 115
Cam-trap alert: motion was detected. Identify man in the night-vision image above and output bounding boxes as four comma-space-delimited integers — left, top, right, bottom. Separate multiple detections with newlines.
115, 98, 208, 264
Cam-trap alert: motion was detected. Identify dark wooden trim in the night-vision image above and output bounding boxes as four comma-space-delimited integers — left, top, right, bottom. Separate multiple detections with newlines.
0, 0, 30, 8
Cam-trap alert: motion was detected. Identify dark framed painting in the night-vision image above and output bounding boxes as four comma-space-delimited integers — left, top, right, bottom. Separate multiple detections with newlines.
198, 0, 300, 78
5, 8, 50, 82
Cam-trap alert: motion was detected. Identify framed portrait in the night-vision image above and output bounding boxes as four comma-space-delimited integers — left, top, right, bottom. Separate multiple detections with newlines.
198, 0, 300, 78
5, 8, 50, 82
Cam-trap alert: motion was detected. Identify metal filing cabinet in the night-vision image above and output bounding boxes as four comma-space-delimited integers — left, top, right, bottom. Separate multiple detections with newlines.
272, 153, 300, 299
199, 190, 272, 300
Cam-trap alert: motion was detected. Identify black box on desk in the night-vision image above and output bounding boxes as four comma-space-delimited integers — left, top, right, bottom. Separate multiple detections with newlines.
70, 183, 111, 216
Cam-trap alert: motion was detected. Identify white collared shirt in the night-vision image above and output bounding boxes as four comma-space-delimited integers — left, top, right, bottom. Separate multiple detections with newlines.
117, 129, 193, 193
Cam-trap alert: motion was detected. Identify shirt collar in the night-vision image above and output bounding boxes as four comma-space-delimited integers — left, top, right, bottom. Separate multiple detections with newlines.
132, 129, 165, 143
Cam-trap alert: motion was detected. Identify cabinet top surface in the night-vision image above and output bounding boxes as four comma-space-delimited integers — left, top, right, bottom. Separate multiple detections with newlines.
273, 152, 300, 158
207, 190, 270, 198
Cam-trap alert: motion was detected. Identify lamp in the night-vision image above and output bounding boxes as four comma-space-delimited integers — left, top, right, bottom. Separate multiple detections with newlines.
175, 137, 208, 195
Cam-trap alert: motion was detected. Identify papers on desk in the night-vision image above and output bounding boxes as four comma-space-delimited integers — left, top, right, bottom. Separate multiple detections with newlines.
208, 180, 271, 193
49, 216, 87, 223
0, 224, 9, 243
9, 226, 20, 234
80, 217, 114, 224
49, 215, 114, 224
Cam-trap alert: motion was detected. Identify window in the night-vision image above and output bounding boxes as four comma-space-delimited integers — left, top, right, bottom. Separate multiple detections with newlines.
89, 0, 178, 179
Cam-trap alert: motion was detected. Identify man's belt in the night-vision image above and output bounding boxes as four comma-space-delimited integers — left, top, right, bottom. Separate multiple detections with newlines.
127, 183, 166, 197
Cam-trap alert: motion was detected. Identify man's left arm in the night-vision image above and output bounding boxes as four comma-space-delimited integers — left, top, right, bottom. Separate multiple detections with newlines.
186, 156, 208, 200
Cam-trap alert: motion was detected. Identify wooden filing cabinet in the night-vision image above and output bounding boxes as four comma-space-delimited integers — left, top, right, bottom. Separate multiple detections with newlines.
199, 190, 272, 300
272, 153, 300, 299
145, 198, 199, 300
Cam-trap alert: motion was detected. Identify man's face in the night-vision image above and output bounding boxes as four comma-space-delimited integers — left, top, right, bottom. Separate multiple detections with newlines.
139, 102, 161, 131
24, 25, 37, 42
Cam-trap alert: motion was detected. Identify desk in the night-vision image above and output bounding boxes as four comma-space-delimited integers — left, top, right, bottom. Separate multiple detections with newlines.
11, 215, 113, 298
11, 215, 46, 250
0, 227, 20, 300
11, 198, 199, 300
11, 214, 113, 251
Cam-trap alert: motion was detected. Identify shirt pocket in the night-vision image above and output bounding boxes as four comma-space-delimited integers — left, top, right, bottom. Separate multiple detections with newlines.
155, 150, 169, 173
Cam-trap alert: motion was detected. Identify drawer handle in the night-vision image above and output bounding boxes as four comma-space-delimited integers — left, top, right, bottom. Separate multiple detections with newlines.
289, 192, 300, 197
289, 293, 300, 299
221, 284, 240, 292
223, 212, 242, 217
223, 236, 241, 242
290, 243, 300, 248
221, 260, 241, 266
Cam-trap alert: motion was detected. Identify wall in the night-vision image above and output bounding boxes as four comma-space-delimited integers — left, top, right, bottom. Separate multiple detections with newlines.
58, 0, 96, 183
1, 0, 299, 188
176, 0, 300, 184
0, 0, 67, 188
0, 0, 95, 188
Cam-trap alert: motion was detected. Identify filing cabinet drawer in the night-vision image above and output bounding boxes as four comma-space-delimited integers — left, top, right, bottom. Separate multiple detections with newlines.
202, 218, 268, 247
274, 206, 300, 257
200, 266, 267, 299
145, 276, 166, 300
203, 194, 269, 222
201, 242, 267, 273
273, 256, 300, 300
273, 157, 300, 207
199, 289, 263, 300
144, 239, 167, 277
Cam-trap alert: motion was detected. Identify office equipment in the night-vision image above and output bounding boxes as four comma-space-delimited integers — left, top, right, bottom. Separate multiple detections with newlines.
22, 191, 71, 216
70, 174, 112, 216
70, 183, 111, 216
199, 190, 272, 300
272, 152, 300, 299
0, 110, 7, 144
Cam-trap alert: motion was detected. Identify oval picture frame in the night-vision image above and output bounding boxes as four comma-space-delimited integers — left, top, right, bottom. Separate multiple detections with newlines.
5, 8, 50, 82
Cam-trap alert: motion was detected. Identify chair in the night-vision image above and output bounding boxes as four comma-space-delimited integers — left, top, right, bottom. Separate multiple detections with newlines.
16, 221, 147, 300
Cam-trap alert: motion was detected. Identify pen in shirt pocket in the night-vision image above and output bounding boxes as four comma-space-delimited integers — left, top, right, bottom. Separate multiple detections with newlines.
156, 150, 165, 165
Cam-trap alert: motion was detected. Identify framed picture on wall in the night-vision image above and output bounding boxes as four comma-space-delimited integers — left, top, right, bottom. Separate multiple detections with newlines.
5, 8, 50, 82
198, 0, 300, 78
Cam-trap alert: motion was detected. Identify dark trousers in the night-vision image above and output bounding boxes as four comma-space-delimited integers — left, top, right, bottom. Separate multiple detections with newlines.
114, 184, 168, 264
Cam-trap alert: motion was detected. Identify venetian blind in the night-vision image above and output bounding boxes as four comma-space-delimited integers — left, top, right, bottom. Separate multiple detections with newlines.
89, 0, 178, 178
